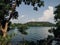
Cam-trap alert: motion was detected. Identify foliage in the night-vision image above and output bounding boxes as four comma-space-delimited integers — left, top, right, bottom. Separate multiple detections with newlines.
53, 4, 60, 37
17, 24, 28, 35
10, 23, 28, 35
49, 4, 60, 38
0, 33, 16, 45
48, 4, 60, 45
54, 4, 60, 21
25, 22, 55, 27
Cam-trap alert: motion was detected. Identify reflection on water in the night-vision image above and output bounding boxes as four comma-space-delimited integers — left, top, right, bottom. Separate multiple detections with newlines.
8, 27, 53, 42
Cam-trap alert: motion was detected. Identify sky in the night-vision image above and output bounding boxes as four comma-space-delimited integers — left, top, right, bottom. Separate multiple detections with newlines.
11, 0, 60, 23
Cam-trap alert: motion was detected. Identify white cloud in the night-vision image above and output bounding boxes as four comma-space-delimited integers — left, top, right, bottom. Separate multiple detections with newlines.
28, 19, 36, 22
21, 15, 25, 18
38, 6, 54, 22
28, 6, 54, 23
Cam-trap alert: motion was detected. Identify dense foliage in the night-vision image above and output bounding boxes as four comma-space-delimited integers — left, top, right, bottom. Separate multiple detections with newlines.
25, 22, 55, 27
48, 4, 60, 45
52, 4, 60, 38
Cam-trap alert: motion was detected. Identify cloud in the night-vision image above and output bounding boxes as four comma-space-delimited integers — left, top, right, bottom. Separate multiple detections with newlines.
11, 6, 54, 23
28, 6, 54, 23
20, 15, 25, 18
28, 19, 36, 22
11, 15, 25, 23
38, 6, 54, 21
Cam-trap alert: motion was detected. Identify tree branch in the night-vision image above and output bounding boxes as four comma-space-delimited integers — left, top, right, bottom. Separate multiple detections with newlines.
8, 14, 12, 22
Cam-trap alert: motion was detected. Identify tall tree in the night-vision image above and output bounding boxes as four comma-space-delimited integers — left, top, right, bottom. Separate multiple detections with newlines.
0, 0, 44, 37
53, 4, 60, 38
48, 4, 60, 43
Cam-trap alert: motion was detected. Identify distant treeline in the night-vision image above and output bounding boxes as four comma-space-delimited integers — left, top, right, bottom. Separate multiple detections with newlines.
25, 22, 55, 27
10, 22, 55, 28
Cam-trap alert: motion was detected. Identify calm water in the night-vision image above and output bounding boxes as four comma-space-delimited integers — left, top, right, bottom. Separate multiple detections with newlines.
8, 27, 53, 44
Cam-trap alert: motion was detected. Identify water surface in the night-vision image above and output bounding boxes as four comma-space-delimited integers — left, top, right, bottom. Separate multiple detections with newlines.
8, 27, 53, 42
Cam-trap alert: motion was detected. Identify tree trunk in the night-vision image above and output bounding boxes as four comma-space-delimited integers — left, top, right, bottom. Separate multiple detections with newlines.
1, 22, 8, 38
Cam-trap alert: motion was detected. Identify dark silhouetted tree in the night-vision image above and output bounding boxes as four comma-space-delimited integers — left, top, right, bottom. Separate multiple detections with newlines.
48, 4, 60, 44
53, 4, 60, 38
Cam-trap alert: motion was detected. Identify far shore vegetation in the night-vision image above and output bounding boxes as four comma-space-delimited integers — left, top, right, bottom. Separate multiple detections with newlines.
10, 22, 55, 28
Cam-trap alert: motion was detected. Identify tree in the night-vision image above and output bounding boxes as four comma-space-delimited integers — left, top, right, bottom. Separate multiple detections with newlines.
53, 4, 60, 38
49, 4, 60, 38
0, 0, 44, 38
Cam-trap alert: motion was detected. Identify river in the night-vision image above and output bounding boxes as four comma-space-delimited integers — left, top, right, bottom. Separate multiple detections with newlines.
8, 27, 54, 45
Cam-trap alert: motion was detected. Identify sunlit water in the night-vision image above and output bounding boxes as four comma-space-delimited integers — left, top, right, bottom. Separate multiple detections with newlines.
8, 27, 53, 44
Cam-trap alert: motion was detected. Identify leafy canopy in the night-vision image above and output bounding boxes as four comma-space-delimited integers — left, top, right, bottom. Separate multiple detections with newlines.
49, 4, 60, 38
0, 0, 44, 21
